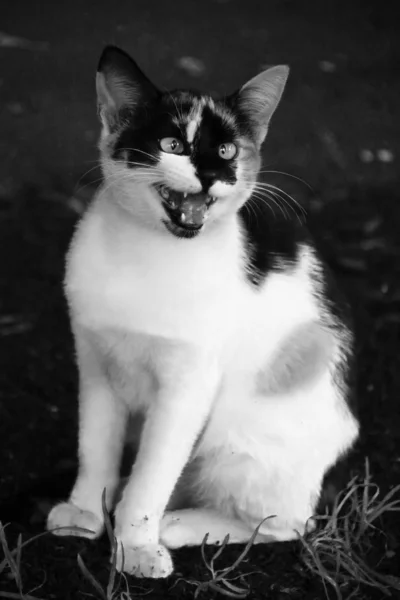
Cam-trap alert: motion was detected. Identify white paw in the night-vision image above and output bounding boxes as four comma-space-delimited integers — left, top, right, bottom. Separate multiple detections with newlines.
46, 502, 104, 539
116, 542, 173, 578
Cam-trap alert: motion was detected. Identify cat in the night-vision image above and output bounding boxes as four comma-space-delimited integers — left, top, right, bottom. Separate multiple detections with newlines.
46, 45, 359, 578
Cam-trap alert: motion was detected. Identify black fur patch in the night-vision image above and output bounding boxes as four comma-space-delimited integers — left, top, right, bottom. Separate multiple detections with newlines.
112, 90, 241, 193
193, 104, 238, 191
239, 196, 307, 286
112, 94, 184, 166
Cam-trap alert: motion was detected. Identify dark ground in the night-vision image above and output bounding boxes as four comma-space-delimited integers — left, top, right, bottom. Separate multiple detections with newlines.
1, 1, 400, 598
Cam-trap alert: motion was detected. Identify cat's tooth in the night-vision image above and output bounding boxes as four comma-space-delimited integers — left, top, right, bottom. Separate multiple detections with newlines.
180, 213, 186, 223
183, 192, 188, 199
160, 186, 170, 200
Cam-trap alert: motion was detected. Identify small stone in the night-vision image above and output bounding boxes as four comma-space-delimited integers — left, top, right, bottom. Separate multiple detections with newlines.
363, 217, 382, 234
177, 56, 206, 77
319, 60, 336, 72
0, 31, 48, 50
7, 102, 24, 115
376, 148, 394, 163
359, 149, 374, 163
381, 282, 389, 294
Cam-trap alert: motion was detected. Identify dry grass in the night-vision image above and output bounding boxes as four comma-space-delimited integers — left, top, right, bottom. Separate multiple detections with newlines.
76, 491, 151, 599
1, 463, 400, 599
0, 525, 50, 599
298, 459, 400, 599
174, 516, 275, 599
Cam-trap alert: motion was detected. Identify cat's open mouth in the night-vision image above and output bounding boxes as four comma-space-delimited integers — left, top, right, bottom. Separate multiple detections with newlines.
156, 185, 217, 238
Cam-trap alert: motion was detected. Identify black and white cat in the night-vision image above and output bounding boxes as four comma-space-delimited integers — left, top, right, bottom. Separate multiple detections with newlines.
47, 46, 359, 578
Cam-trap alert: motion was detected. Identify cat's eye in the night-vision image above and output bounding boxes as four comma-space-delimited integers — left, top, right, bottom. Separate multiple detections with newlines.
218, 143, 237, 160
159, 137, 184, 154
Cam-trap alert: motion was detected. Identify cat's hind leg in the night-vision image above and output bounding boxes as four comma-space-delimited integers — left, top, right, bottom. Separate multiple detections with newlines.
160, 508, 272, 548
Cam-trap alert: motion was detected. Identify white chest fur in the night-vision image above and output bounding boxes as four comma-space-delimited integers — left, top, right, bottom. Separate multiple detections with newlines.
66, 195, 244, 346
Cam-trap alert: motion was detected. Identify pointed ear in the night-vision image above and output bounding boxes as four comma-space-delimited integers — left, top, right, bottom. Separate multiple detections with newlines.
236, 65, 289, 147
96, 45, 159, 133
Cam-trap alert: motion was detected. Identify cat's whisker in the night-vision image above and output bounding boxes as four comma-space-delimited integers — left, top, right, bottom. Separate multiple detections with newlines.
99, 169, 163, 197
98, 171, 148, 196
73, 164, 104, 195
259, 190, 297, 220
254, 186, 296, 219
250, 191, 285, 220
263, 191, 296, 222
124, 166, 160, 177
257, 170, 313, 191
100, 176, 152, 197
117, 147, 159, 162
165, 90, 185, 122
263, 190, 306, 226
253, 182, 307, 218
243, 196, 261, 224
74, 176, 105, 198
258, 182, 306, 215
251, 186, 306, 226
123, 160, 157, 167
114, 165, 161, 179
75, 163, 103, 183
250, 195, 272, 221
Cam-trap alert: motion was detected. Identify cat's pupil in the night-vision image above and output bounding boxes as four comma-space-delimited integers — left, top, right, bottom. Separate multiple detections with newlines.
171, 140, 177, 150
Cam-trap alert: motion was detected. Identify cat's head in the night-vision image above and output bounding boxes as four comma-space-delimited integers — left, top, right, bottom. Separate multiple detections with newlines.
96, 46, 288, 238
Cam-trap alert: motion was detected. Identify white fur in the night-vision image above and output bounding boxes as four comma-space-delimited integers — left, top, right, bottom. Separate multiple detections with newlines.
158, 153, 201, 193
186, 119, 198, 145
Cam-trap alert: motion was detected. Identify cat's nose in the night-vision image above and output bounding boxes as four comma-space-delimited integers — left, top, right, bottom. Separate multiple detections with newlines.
198, 170, 218, 191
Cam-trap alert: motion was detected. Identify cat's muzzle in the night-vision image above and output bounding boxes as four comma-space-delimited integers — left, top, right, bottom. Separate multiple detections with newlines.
157, 185, 217, 232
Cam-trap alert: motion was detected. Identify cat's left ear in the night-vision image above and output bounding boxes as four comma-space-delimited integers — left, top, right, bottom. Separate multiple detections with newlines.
96, 45, 159, 134
235, 65, 289, 147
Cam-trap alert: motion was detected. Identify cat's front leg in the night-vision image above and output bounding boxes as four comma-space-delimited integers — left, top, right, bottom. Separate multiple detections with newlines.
47, 326, 128, 538
114, 348, 219, 578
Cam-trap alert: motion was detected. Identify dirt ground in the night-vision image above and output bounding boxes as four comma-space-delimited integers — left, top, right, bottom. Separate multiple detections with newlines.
1, 1, 399, 598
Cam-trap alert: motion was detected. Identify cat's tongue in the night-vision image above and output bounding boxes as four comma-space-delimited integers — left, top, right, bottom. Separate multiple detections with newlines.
168, 191, 209, 226
179, 192, 209, 226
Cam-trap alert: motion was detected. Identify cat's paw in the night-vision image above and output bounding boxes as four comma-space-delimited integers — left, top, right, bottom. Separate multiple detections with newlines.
116, 542, 173, 578
46, 502, 104, 539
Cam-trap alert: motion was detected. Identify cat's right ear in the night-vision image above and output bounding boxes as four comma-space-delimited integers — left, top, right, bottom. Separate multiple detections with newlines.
96, 46, 159, 133
233, 65, 289, 147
